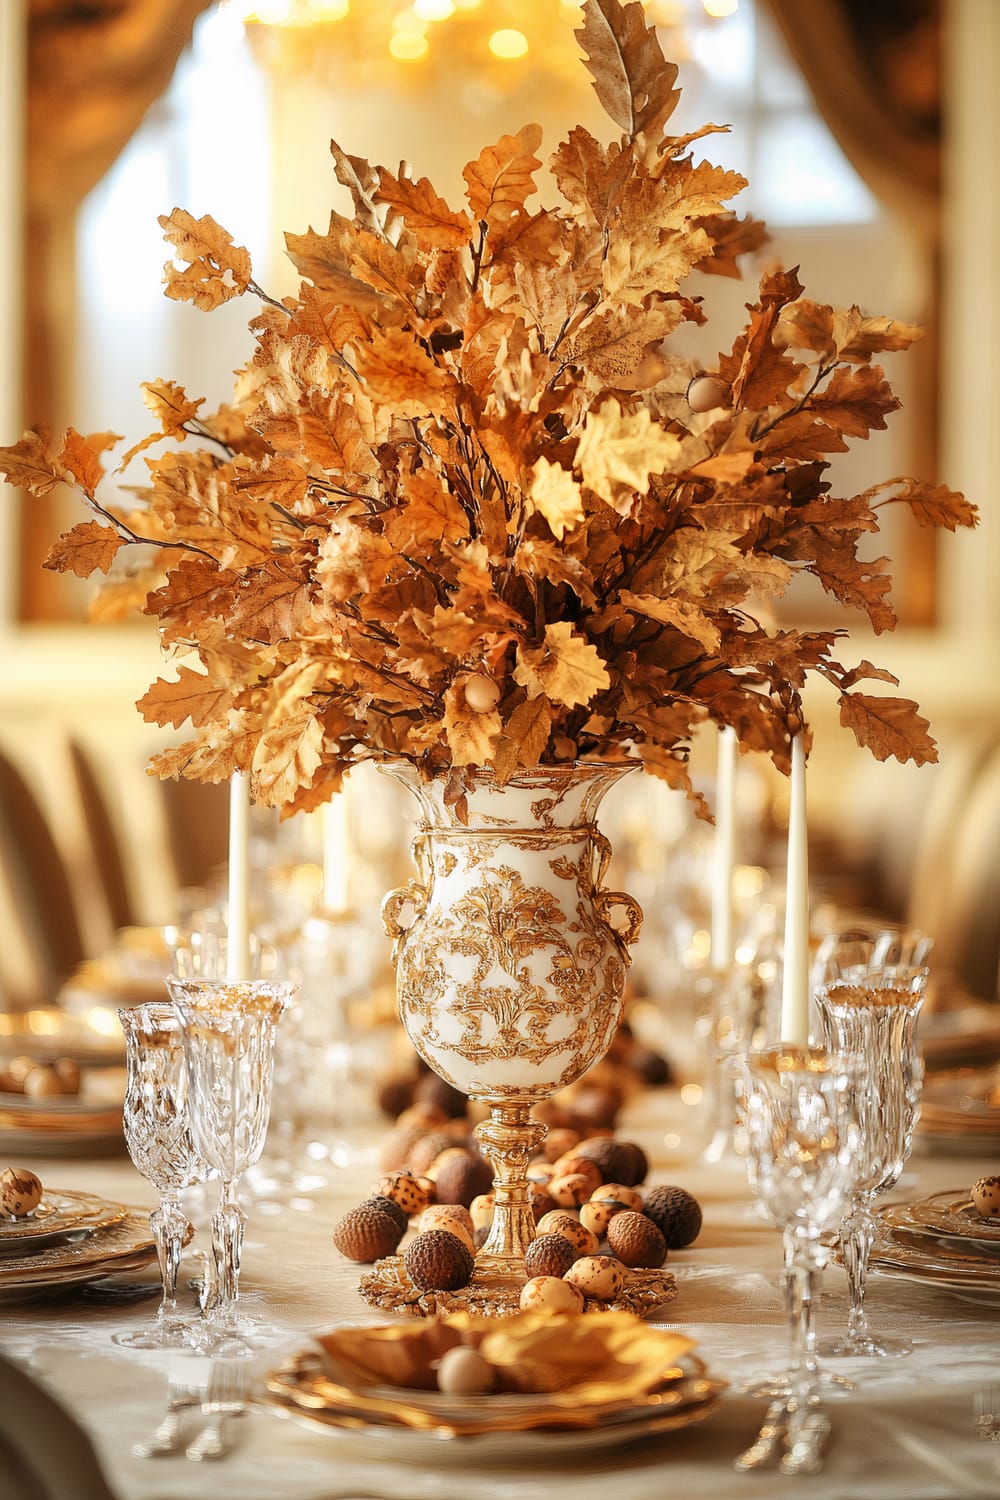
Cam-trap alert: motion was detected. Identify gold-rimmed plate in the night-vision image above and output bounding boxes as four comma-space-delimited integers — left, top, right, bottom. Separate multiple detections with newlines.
879, 1190, 1000, 1255
0, 1210, 158, 1301
868, 1235, 1000, 1306
264, 1350, 724, 1461
0, 1189, 129, 1253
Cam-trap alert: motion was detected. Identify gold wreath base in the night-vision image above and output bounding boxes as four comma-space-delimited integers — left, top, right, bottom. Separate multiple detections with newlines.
358, 1257, 677, 1319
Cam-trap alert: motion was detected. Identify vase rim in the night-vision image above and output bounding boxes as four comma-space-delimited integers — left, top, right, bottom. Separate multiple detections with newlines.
378, 757, 638, 787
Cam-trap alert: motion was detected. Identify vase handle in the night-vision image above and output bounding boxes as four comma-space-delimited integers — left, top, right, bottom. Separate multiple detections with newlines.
596, 891, 644, 956
380, 880, 427, 956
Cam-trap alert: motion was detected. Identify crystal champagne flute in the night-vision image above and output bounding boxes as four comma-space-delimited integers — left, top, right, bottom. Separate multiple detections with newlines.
816, 965, 928, 1357
114, 1002, 210, 1351
167, 977, 295, 1352
740, 1046, 860, 1459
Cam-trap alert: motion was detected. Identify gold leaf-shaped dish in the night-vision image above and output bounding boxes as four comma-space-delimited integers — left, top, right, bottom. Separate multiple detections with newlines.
311, 1310, 699, 1427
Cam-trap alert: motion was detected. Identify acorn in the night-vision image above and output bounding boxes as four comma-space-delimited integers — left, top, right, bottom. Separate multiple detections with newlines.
403, 1229, 474, 1291
470, 1192, 496, 1231
607, 1210, 667, 1269
686, 373, 727, 412
971, 1176, 1000, 1220
407, 1130, 456, 1176
0, 1167, 42, 1218
332, 1203, 405, 1263
573, 1137, 648, 1187
373, 1170, 432, 1218
529, 1182, 557, 1222
524, 1232, 579, 1279
643, 1185, 703, 1249
436, 1345, 496, 1395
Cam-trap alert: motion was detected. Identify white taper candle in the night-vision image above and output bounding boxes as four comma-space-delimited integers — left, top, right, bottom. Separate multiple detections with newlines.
322, 796, 350, 915
780, 731, 811, 1044
226, 770, 252, 981
711, 725, 737, 969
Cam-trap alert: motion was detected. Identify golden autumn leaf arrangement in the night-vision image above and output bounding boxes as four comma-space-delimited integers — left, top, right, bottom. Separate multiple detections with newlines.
1, 0, 977, 815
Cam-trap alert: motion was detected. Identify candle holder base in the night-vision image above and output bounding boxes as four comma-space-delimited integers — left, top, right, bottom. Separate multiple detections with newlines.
358, 1257, 677, 1320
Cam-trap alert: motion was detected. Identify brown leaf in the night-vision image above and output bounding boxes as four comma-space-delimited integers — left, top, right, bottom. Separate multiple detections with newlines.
252, 710, 325, 805
493, 695, 554, 782
355, 328, 456, 416
59, 428, 114, 495
463, 125, 543, 228
382, 470, 470, 554
887, 479, 978, 531
807, 364, 899, 438
136, 665, 239, 729
617, 590, 721, 652
0, 427, 64, 495
376, 165, 471, 249
694, 212, 769, 278
527, 458, 585, 539
236, 455, 311, 509
159, 209, 252, 310
443, 683, 502, 765
575, 398, 681, 511
839, 693, 937, 765
43, 520, 125, 577
576, 0, 680, 140
513, 622, 610, 708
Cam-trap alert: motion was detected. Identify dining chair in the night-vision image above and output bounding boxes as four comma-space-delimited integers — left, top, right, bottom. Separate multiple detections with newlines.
0, 746, 86, 1005
0, 1352, 119, 1500
69, 738, 136, 934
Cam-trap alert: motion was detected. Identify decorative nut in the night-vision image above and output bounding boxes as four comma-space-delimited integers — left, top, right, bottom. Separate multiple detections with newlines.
643, 1185, 703, 1248
374, 1170, 432, 1218
524, 1232, 579, 1279
548, 1171, 598, 1208
534, 1211, 599, 1257
589, 1182, 643, 1213
470, 1192, 495, 1231
332, 1203, 405, 1263
542, 1127, 581, 1163
519, 1276, 585, 1314
436, 1345, 496, 1394
972, 1176, 1000, 1220
579, 1199, 623, 1239
0, 1167, 42, 1218
606, 1210, 667, 1268
418, 1205, 476, 1253
564, 1254, 628, 1301
548, 1155, 603, 1193
403, 1229, 474, 1291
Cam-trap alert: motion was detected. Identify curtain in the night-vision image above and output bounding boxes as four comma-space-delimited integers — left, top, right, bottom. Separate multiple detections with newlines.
764, 0, 943, 624
21, 0, 214, 619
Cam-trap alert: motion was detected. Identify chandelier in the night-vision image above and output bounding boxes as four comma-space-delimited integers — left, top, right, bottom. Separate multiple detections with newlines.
232, 0, 739, 88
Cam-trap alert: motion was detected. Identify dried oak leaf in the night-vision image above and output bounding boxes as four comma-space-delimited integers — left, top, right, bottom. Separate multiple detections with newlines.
355, 327, 456, 417
806, 364, 899, 439
493, 695, 554, 782
884, 479, 978, 532
514, 622, 610, 709
617, 590, 721, 653
527, 458, 585, 540
576, 0, 681, 141
381, 468, 470, 555
159, 209, 252, 311
0, 427, 64, 495
252, 711, 325, 806
839, 693, 937, 765
136, 665, 239, 729
147, 716, 260, 784
236, 455, 311, 510
43, 520, 125, 577
575, 398, 681, 511
443, 684, 502, 766
462, 124, 543, 228
375, 165, 471, 250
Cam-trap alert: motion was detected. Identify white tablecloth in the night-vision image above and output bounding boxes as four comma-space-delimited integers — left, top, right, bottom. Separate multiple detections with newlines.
2, 1096, 999, 1500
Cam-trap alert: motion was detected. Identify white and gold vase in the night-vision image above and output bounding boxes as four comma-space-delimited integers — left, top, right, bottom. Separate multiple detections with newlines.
380, 761, 642, 1292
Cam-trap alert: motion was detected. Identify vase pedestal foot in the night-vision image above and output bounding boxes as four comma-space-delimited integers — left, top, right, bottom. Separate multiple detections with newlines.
358, 1255, 679, 1319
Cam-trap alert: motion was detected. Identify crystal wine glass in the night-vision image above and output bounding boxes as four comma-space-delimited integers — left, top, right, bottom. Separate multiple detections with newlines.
815, 965, 928, 1357
740, 1046, 860, 1458
114, 1002, 210, 1351
166, 977, 295, 1353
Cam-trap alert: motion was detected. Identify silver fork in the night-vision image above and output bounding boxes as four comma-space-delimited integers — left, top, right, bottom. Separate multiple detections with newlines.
734, 1399, 791, 1472
132, 1374, 207, 1458
185, 1363, 250, 1462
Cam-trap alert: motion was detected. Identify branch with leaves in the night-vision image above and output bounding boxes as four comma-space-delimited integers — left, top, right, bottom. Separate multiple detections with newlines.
0, 0, 976, 817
